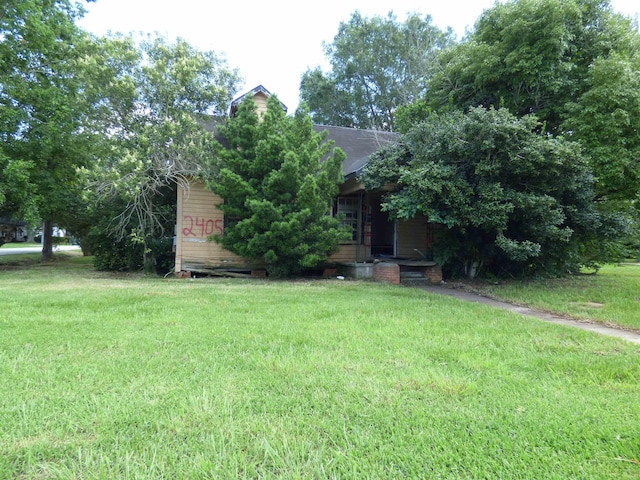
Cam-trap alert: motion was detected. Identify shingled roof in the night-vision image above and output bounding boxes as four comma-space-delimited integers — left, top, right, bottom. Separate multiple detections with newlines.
199, 117, 398, 179
313, 125, 398, 178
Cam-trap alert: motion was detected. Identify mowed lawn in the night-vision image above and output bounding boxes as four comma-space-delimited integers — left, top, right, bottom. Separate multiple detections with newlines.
1, 255, 639, 478
476, 263, 640, 331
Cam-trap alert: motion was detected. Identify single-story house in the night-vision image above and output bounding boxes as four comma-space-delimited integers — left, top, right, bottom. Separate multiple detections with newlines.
174, 85, 442, 284
0, 217, 27, 245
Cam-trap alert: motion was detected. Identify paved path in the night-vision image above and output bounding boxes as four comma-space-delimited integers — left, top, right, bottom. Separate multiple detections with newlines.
0, 245, 80, 256
420, 284, 640, 345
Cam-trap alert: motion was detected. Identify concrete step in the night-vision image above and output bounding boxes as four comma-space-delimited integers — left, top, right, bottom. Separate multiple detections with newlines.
400, 271, 424, 278
401, 276, 435, 286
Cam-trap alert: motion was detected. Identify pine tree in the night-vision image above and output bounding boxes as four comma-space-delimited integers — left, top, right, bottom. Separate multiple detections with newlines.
207, 96, 349, 277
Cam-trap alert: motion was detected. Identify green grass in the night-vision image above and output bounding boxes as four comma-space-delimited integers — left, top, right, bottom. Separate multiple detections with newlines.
0, 242, 42, 248
474, 263, 640, 331
1, 257, 639, 478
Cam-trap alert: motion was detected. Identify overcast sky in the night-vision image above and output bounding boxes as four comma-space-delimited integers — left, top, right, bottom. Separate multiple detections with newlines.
78, 0, 640, 112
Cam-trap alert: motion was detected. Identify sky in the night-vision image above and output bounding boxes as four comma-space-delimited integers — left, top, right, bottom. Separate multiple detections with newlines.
78, 0, 640, 112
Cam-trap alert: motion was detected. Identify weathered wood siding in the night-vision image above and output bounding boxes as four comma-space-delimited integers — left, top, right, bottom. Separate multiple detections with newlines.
254, 91, 269, 117
175, 181, 247, 272
175, 180, 370, 271
397, 214, 429, 258
175, 180, 431, 270
328, 244, 370, 263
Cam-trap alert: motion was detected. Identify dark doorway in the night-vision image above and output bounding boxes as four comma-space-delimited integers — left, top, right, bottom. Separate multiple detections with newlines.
370, 198, 394, 256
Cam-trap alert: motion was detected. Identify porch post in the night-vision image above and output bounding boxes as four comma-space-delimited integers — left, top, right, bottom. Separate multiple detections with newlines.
393, 220, 398, 257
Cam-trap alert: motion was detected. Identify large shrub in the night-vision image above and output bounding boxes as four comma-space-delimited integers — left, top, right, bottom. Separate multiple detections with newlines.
363, 107, 628, 278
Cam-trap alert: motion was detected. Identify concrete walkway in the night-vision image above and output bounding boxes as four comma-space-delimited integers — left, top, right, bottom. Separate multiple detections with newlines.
420, 284, 640, 345
0, 245, 80, 256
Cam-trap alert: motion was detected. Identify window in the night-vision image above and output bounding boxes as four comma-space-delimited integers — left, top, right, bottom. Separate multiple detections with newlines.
336, 196, 360, 243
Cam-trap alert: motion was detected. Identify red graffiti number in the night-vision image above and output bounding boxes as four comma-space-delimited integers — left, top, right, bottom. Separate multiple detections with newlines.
182, 216, 223, 237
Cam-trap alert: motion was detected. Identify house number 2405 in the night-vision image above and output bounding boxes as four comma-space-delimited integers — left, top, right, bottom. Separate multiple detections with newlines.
182, 216, 223, 237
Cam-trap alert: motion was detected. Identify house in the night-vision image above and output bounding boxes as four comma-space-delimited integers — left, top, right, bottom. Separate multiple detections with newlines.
174, 86, 442, 284
0, 217, 27, 245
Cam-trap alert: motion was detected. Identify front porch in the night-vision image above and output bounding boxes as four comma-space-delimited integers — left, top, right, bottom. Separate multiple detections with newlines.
329, 187, 442, 284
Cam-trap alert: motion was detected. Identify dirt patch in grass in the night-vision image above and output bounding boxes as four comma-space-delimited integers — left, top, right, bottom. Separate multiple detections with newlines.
571, 301, 605, 308
584, 302, 604, 308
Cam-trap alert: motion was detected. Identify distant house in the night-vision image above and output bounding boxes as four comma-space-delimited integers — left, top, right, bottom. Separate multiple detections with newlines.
0, 218, 27, 245
174, 86, 442, 284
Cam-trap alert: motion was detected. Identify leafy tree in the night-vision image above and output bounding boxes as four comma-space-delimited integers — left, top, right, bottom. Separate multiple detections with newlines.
564, 53, 640, 201
421, 0, 640, 202
362, 107, 627, 279
0, 0, 95, 259
300, 11, 454, 131
86, 35, 241, 271
426, 0, 635, 125
207, 96, 349, 277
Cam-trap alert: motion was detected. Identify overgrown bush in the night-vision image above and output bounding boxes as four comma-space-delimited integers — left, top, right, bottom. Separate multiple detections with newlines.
207, 96, 349, 277
86, 227, 144, 272
363, 107, 629, 279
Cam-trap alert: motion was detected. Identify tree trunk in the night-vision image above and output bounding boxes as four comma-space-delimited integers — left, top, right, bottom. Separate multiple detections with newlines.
41, 219, 54, 262
79, 238, 92, 256
637, 247, 640, 263
143, 240, 154, 274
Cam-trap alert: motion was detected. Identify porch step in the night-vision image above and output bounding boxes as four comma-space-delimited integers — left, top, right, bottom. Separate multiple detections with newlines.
400, 271, 424, 278
400, 271, 435, 286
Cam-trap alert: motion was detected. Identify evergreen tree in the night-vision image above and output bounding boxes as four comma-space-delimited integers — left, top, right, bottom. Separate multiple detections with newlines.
207, 96, 349, 277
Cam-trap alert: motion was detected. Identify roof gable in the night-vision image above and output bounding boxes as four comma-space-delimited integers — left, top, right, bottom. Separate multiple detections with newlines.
230, 85, 288, 117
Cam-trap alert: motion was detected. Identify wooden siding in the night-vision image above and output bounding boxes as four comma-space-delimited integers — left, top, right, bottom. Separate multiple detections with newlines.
175, 180, 370, 271
175, 181, 248, 272
397, 214, 429, 258
329, 244, 370, 263
254, 91, 269, 117
175, 181, 432, 271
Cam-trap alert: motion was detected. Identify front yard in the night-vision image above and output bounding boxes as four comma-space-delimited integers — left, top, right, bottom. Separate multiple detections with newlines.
1, 255, 638, 478
475, 263, 640, 331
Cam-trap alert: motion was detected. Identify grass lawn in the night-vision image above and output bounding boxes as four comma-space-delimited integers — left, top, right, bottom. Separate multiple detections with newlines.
474, 263, 640, 331
1, 255, 639, 478
0, 243, 41, 250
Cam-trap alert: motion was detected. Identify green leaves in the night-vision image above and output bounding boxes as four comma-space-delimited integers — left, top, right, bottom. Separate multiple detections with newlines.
565, 53, 640, 200
208, 96, 349, 277
0, 0, 94, 258
300, 12, 454, 131
363, 107, 622, 278
423, 0, 640, 209
85, 34, 241, 270
428, 0, 638, 123
139, 36, 239, 118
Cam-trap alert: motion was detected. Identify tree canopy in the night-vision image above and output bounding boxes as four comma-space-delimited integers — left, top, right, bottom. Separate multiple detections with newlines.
0, 0, 95, 259
420, 0, 640, 201
81, 34, 242, 271
362, 107, 627, 278
207, 96, 349, 277
299, 11, 454, 131
0, 0, 242, 268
